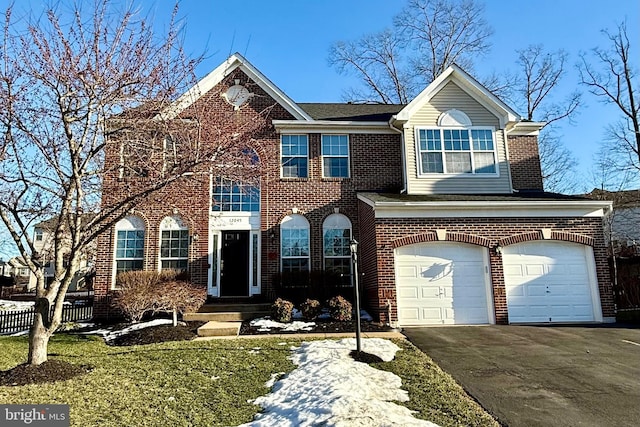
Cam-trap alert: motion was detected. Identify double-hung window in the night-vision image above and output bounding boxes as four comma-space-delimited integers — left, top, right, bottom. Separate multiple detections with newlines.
280, 214, 310, 272
323, 214, 352, 284
114, 216, 145, 274
322, 135, 349, 178
417, 128, 497, 175
160, 216, 189, 271
281, 135, 308, 178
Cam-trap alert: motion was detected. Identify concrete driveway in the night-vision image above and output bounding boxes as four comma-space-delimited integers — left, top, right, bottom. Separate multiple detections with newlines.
403, 325, 640, 427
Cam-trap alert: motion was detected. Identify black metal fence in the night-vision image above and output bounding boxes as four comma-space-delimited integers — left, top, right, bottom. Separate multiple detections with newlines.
0, 304, 93, 334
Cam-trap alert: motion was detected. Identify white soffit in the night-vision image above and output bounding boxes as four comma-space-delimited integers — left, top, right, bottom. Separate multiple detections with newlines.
357, 194, 612, 218
158, 53, 311, 121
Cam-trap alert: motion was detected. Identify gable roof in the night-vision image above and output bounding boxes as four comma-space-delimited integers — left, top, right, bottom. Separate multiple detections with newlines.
394, 64, 521, 128
160, 53, 312, 121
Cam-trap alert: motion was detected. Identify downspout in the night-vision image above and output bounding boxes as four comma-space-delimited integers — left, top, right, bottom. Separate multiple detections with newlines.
389, 117, 407, 194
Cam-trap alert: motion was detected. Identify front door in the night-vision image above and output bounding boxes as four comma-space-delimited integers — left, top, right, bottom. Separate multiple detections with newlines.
220, 231, 249, 297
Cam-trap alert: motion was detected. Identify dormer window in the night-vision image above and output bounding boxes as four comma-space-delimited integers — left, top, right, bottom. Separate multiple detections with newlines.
416, 109, 497, 176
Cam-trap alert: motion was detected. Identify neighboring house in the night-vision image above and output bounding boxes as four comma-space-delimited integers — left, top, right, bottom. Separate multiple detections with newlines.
27, 216, 95, 292
93, 53, 614, 325
587, 189, 640, 309
7, 256, 30, 288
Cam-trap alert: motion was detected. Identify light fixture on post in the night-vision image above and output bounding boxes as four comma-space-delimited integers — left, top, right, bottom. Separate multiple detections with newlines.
350, 239, 362, 355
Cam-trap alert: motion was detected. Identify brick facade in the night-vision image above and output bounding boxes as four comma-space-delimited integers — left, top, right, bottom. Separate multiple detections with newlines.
93, 56, 614, 326
357, 198, 614, 324
507, 135, 544, 191
93, 68, 403, 319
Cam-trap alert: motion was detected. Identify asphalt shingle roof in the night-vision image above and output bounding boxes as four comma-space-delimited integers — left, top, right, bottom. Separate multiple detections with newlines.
297, 103, 405, 122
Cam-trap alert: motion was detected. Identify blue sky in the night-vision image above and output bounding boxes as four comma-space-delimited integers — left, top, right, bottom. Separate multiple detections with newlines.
0, 0, 638, 259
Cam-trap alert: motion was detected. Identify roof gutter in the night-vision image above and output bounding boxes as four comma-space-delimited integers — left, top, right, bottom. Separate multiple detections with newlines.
272, 120, 395, 134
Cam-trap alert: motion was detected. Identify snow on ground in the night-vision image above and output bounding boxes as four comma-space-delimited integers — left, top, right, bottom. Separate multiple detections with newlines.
83, 319, 175, 343
250, 318, 316, 332
240, 338, 440, 427
252, 310, 375, 332
0, 299, 35, 311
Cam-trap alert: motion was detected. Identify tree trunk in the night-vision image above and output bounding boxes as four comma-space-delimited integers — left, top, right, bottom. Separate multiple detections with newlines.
28, 302, 53, 365
172, 309, 178, 327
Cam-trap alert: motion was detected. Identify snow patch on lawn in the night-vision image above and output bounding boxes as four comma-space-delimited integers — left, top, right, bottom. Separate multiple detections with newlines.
240, 338, 439, 427
86, 319, 175, 343
250, 318, 316, 332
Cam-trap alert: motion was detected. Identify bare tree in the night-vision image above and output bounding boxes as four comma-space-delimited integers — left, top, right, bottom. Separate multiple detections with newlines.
509, 45, 581, 193
329, 30, 414, 104
396, 0, 493, 82
329, 0, 493, 103
0, 1, 271, 365
579, 20, 639, 175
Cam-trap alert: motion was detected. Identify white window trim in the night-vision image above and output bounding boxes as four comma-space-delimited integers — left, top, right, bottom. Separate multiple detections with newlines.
280, 134, 309, 178
321, 134, 350, 178
415, 126, 499, 177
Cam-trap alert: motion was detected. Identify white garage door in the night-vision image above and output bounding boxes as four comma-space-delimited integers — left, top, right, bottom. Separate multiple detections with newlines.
395, 242, 492, 326
502, 241, 602, 323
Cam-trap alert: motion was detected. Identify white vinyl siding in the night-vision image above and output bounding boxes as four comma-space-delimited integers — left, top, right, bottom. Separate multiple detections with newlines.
404, 81, 512, 194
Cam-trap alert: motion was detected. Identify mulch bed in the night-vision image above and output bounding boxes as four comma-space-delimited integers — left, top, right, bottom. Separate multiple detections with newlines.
240, 318, 394, 335
107, 321, 205, 346
0, 360, 92, 386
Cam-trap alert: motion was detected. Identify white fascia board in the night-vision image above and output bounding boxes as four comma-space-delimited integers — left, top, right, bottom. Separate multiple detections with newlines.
356, 195, 613, 218
157, 53, 311, 121
273, 120, 397, 134
395, 64, 521, 128
506, 121, 546, 136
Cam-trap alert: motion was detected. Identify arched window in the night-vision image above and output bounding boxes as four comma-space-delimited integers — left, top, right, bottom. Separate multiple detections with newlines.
115, 216, 145, 273
323, 214, 352, 279
280, 214, 310, 272
159, 216, 189, 271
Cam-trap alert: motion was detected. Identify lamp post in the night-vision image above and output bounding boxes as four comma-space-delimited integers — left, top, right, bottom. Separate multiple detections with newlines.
350, 239, 362, 354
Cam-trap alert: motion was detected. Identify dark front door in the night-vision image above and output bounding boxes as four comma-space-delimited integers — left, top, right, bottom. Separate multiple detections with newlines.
220, 231, 249, 297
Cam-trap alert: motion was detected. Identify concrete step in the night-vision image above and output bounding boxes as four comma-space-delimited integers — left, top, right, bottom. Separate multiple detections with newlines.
197, 321, 241, 337
184, 310, 271, 322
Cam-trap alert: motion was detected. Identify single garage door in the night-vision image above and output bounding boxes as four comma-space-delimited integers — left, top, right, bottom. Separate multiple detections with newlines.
502, 241, 602, 323
395, 242, 492, 326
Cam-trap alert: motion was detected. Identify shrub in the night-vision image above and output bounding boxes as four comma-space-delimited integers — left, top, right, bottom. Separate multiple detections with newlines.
328, 295, 352, 321
300, 298, 321, 321
113, 270, 205, 324
271, 298, 294, 323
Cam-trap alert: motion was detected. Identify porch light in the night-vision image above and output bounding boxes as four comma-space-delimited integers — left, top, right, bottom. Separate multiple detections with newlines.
350, 239, 362, 354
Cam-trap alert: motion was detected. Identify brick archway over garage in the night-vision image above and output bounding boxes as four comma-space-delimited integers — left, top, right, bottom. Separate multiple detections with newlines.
392, 231, 491, 249
498, 230, 595, 248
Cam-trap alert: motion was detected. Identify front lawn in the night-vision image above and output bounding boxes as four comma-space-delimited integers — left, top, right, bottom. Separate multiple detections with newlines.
0, 334, 497, 426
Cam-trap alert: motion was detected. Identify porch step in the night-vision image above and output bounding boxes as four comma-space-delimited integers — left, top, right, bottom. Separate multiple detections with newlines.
197, 321, 241, 337
184, 311, 271, 322
184, 302, 272, 322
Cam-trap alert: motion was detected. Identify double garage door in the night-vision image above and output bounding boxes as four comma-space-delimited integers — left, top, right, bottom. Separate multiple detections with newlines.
395, 241, 601, 326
